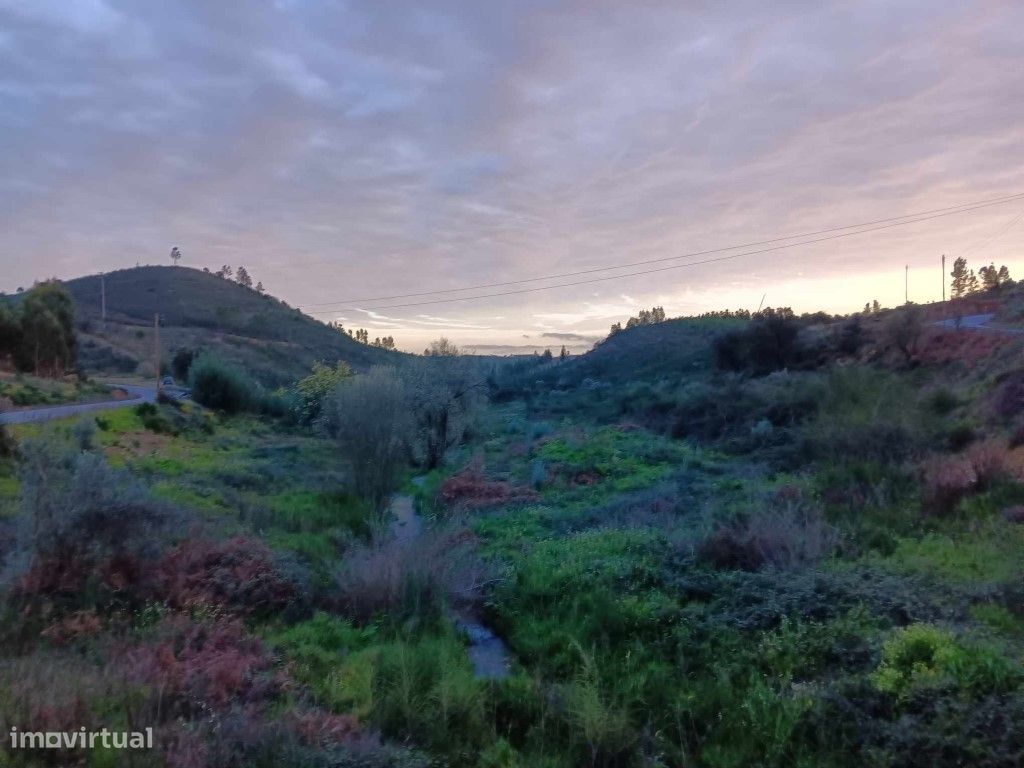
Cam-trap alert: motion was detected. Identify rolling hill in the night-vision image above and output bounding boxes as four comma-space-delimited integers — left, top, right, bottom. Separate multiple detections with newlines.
62, 267, 401, 385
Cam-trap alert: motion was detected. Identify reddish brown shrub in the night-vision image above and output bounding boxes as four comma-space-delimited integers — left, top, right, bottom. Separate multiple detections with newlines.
153, 536, 299, 617
121, 617, 279, 718
966, 439, 1012, 486
922, 455, 977, 515
40, 610, 102, 645
286, 709, 362, 747
438, 462, 536, 509
698, 489, 836, 571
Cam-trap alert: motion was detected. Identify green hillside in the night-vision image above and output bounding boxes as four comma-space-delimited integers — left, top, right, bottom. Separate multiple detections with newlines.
63, 266, 400, 384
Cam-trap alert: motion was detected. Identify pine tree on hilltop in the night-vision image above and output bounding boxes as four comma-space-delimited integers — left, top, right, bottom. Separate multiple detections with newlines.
950, 257, 969, 298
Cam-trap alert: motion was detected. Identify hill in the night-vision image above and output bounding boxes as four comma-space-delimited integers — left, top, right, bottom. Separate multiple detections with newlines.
62, 266, 400, 385
562, 316, 743, 384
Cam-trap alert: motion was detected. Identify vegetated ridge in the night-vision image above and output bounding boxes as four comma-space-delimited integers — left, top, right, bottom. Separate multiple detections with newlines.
63, 266, 402, 384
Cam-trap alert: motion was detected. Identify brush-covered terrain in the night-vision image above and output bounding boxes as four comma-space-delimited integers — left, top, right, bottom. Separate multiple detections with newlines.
61, 267, 400, 385
2, 282, 1024, 767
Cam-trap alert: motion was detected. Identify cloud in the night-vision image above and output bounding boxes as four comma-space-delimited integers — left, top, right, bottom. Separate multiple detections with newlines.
260, 50, 332, 102
1, 0, 1023, 353
541, 331, 601, 343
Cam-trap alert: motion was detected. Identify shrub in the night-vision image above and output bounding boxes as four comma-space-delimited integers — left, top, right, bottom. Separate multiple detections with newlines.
121, 616, 279, 719
437, 458, 537, 510
135, 401, 174, 433
70, 416, 96, 450
698, 488, 837, 571
320, 367, 410, 515
294, 361, 353, 425
189, 354, 255, 414
993, 369, 1024, 419
713, 314, 807, 375
153, 536, 307, 619
334, 526, 488, 623
872, 624, 1020, 700
922, 440, 1016, 515
7, 436, 178, 607
922, 455, 977, 515
171, 346, 197, 382
0, 424, 15, 458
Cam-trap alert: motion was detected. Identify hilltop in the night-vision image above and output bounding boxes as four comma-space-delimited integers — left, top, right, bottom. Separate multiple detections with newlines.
59, 266, 400, 384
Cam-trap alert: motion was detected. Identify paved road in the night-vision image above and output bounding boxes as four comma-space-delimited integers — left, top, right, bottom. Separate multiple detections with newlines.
0, 383, 156, 425
933, 313, 1024, 334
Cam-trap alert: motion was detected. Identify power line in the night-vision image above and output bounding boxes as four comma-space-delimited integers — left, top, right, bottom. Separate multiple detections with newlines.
300, 190, 1024, 309
302, 192, 1024, 314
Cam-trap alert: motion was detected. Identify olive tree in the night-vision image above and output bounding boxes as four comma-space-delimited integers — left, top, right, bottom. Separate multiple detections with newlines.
320, 366, 411, 517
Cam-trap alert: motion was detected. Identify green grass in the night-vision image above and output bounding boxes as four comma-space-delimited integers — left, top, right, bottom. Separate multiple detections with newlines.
879, 523, 1024, 584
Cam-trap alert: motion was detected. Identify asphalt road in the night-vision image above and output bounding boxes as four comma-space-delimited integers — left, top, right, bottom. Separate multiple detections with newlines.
0, 383, 156, 425
932, 313, 1024, 334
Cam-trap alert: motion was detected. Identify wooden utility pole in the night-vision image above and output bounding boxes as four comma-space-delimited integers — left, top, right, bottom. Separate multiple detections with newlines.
905, 265, 909, 304
100, 273, 106, 332
941, 254, 946, 303
154, 313, 161, 394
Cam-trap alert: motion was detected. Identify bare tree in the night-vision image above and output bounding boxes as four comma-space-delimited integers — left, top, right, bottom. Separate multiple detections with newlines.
425, 337, 460, 356
169, 246, 182, 266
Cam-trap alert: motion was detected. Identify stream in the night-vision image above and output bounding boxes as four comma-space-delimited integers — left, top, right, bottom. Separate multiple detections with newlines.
388, 487, 512, 680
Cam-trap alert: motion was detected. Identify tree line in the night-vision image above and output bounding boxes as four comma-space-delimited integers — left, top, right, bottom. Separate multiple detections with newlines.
204, 264, 266, 295
0, 281, 77, 377
950, 257, 1012, 298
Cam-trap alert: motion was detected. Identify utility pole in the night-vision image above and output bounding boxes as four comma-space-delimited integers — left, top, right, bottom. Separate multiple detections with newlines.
154, 313, 161, 395
941, 254, 946, 303
905, 265, 909, 304
100, 273, 106, 332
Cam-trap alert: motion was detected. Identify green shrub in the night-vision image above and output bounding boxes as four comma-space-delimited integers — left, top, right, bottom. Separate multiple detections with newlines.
872, 624, 1019, 700
133, 402, 174, 433
189, 354, 255, 413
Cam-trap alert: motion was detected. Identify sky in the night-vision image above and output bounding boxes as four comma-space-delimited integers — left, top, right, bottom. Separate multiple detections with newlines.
1, 0, 1023, 353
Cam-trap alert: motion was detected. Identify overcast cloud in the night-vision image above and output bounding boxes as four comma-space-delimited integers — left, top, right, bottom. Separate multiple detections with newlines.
2, 0, 1023, 350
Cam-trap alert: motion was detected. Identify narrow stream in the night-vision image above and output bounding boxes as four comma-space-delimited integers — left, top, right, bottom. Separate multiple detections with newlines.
388, 487, 512, 680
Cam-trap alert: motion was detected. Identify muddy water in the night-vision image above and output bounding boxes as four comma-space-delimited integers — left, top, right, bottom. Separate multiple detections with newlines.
387, 489, 511, 680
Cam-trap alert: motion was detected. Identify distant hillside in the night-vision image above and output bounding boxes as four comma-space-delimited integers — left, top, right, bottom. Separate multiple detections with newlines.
61, 267, 400, 385
561, 316, 744, 384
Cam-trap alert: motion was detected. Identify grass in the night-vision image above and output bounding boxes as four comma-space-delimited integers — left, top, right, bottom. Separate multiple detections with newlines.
0, 371, 112, 408
879, 522, 1024, 584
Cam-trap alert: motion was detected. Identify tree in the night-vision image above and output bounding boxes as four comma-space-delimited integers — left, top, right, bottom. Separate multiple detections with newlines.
169, 246, 182, 266
883, 304, 924, 365
998, 265, 1012, 286
255, 281, 265, 295
967, 269, 980, 295
425, 337, 460, 356
950, 257, 970, 299
354, 328, 369, 344
559, 346, 568, 360
320, 367, 410, 517
17, 280, 77, 376
235, 266, 253, 289
541, 348, 553, 360
872, 300, 881, 314
171, 347, 197, 382
216, 265, 233, 279
0, 303, 20, 362
400, 357, 483, 470
294, 360, 352, 425
979, 263, 1000, 291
